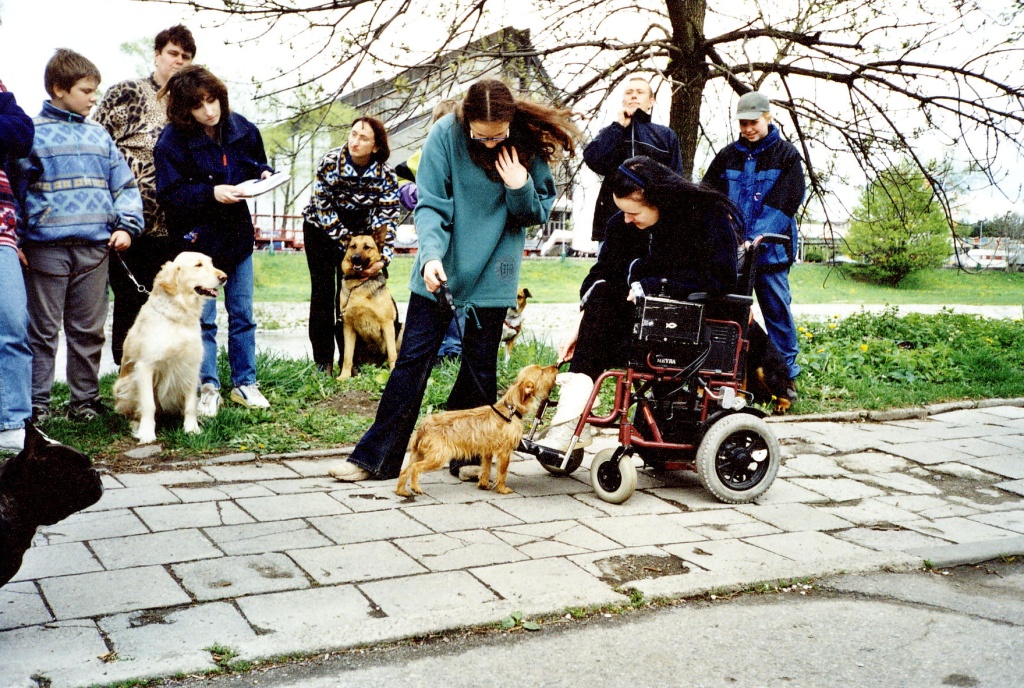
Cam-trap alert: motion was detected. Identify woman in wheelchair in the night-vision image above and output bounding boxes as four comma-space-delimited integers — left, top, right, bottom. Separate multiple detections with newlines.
539, 155, 742, 453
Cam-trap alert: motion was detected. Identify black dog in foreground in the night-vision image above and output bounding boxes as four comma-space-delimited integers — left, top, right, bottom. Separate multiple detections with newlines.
0, 423, 103, 586
746, 320, 793, 414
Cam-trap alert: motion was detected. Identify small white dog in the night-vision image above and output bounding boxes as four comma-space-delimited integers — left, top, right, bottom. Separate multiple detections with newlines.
113, 252, 227, 444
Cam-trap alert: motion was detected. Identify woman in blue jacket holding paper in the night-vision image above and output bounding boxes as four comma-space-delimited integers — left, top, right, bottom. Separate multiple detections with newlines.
329, 78, 580, 482
155, 65, 275, 416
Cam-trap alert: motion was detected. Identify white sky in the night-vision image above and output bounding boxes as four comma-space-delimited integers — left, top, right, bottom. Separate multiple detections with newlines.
0, 0, 1019, 222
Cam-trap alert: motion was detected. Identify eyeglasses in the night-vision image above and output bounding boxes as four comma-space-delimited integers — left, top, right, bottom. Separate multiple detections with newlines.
469, 130, 510, 142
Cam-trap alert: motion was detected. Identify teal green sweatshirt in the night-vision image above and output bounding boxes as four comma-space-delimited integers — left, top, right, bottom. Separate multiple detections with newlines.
411, 114, 556, 309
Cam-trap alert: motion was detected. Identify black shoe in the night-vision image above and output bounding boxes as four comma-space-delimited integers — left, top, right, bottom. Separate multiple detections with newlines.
69, 398, 111, 421
448, 456, 481, 477
785, 380, 799, 403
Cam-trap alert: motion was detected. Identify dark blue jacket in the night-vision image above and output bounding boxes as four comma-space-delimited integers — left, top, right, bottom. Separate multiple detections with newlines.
154, 112, 272, 269
703, 124, 805, 269
0, 91, 33, 247
583, 108, 683, 242
580, 206, 739, 307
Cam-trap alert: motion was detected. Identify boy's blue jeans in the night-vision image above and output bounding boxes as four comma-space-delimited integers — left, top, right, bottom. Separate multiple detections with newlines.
200, 255, 258, 388
0, 246, 32, 430
755, 267, 800, 380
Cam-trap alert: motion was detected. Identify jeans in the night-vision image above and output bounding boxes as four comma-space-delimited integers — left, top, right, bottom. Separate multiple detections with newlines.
201, 254, 257, 388
303, 221, 344, 370
347, 292, 506, 479
755, 267, 800, 379
436, 308, 465, 358
0, 246, 31, 430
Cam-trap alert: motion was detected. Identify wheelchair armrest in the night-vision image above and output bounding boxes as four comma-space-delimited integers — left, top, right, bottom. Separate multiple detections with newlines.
684, 292, 709, 303
711, 294, 754, 307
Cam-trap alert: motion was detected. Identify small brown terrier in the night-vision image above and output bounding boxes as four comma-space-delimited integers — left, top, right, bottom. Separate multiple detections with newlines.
395, 364, 559, 497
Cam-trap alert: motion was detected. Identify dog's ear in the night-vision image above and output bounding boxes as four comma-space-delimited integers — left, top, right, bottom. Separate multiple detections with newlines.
522, 288, 532, 299
154, 263, 180, 296
372, 225, 387, 251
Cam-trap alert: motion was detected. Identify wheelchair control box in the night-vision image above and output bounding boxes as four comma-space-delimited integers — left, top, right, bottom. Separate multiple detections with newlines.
634, 296, 703, 345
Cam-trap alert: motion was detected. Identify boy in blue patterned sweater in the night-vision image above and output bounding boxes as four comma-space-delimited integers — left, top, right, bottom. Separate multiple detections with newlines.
18, 49, 143, 421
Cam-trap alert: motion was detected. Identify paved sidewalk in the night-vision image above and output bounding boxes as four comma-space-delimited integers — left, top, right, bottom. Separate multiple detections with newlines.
3, 402, 1024, 687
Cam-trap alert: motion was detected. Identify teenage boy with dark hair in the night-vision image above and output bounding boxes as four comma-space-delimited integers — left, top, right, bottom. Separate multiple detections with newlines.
94, 24, 196, 366
19, 49, 144, 421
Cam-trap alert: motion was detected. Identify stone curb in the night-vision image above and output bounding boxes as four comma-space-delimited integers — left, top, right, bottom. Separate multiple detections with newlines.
766, 397, 1024, 425
906, 535, 1024, 569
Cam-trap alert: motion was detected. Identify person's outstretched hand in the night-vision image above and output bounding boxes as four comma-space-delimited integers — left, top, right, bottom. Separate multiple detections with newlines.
496, 146, 527, 190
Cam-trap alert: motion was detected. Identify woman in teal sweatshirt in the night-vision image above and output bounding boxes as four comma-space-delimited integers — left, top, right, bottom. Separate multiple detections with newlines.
330, 78, 579, 482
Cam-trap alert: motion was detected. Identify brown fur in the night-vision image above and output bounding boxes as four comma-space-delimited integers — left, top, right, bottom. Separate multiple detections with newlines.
500, 287, 532, 361
113, 252, 227, 443
337, 235, 400, 380
745, 319, 792, 415
395, 364, 558, 497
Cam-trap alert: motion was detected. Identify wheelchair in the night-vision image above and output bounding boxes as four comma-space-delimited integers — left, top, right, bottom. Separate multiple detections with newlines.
518, 234, 789, 505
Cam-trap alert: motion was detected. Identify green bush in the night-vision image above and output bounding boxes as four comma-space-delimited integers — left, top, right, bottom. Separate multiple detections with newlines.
803, 247, 826, 263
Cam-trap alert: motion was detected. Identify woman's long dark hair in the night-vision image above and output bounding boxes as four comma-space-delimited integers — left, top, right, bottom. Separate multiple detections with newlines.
610, 155, 742, 236
457, 78, 580, 179
161, 65, 230, 134
350, 116, 391, 164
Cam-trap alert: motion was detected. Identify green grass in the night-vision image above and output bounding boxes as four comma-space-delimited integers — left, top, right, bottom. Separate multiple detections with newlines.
253, 252, 1024, 306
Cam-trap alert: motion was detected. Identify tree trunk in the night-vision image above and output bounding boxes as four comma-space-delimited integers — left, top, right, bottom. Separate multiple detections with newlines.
664, 0, 708, 179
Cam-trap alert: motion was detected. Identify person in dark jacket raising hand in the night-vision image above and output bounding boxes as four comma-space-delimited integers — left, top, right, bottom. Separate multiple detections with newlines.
703, 91, 805, 406
583, 75, 683, 244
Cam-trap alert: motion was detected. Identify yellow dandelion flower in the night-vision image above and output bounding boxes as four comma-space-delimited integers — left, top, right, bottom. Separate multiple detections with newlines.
240, 445, 247, 451
829, 323, 837, 329
859, 343, 868, 352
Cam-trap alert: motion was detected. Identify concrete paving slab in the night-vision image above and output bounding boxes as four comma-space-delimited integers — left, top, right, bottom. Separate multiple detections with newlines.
89, 529, 223, 569
578, 489, 686, 514
361, 570, 499, 618
750, 478, 831, 505
471, 557, 624, 613
853, 472, 945, 495
135, 500, 255, 531
202, 463, 301, 482
256, 475, 344, 494
834, 452, 916, 473
661, 538, 795, 573
10, 541, 103, 583
39, 566, 191, 619
907, 535, 1024, 568
402, 500, 524, 532
235, 584, 376, 655
929, 462, 1001, 479
491, 493, 605, 523
664, 508, 782, 540
84, 484, 181, 511
898, 516, 1020, 544
330, 483, 439, 511
808, 425, 888, 453
783, 454, 849, 476
309, 509, 433, 545
490, 520, 621, 558
818, 499, 923, 526
983, 433, 1024, 451
882, 440, 989, 465
235, 492, 353, 521
98, 603, 255, 682
0, 582, 52, 630
173, 552, 310, 600
832, 526, 953, 552
579, 513, 708, 548
394, 530, 529, 572
930, 408, 1018, 425
742, 530, 874, 562
34, 508, 149, 545
787, 476, 887, 502
956, 454, 1024, 480
504, 473, 598, 498
409, 478, 519, 504
281, 457, 350, 476
289, 540, 427, 584
100, 473, 124, 490
945, 437, 1023, 459
170, 482, 277, 502
0, 620, 109, 688
736, 502, 854, 532
117, 469, 215, 487
996, 479, 1024, 497
203, 519, 334, 555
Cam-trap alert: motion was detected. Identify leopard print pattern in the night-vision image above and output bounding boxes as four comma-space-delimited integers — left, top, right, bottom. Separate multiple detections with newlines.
93, 76, 168, 237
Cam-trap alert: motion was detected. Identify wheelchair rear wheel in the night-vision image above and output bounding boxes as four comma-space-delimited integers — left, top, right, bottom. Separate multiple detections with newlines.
590, 447, 637, 504
696, 413, 780, 504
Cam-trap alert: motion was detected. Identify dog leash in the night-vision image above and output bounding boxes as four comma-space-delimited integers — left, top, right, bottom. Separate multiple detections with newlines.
436, 281, 519, 424
113, 250, 151, 295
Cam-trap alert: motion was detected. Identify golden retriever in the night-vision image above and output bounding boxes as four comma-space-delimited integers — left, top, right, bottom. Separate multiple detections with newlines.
113, 252, 227, 444
337, 235, 400, 380
395, 364, 559, 497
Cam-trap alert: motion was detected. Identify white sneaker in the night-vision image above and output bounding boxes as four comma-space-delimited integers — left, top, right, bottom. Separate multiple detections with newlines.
231, 384, 270, 409
328, 461, 372, 482
0, 427, 25, 452
537, 421, 593, 453
197, 383, 222, 418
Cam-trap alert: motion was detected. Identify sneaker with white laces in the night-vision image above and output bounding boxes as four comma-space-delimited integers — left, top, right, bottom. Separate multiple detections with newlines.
197, 383, 222, 417
231, 384, 270, 409
0, 427, 25, 452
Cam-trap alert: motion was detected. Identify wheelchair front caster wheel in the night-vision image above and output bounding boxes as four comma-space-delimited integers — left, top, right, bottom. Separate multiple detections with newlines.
590, 447, 637, 504
696, 413, 780, 504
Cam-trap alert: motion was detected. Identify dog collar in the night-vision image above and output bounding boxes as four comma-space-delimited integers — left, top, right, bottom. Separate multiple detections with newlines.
490, 402, 522, 423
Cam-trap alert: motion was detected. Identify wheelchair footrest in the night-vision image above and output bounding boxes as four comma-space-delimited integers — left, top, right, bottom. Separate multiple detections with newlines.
518, 439, 573, 471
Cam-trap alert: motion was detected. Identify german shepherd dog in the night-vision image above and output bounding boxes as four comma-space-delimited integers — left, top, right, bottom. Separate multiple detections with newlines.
0, 424, 103, 586
395, 364, 559, 497
337, 234, 401, 380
